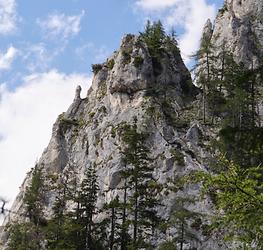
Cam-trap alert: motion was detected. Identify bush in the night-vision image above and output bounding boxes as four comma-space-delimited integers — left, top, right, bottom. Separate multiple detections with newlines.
122, 49, 132, 64
133, 56, 144, 68
91, 64, 103, 74
107, 59, 115, 70
96, 82, 107, 100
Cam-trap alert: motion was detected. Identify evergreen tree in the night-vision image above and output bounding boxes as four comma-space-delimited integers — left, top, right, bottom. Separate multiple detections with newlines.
198, 155, 263, 248
168, 197, 200, 250
101, 196, 124, 250
24, 166, 46, 226
120, 119, 161, 249
45, 165, 78, 249
78, 165, 100, 250
192, 33, 216, 124
8, 166, 47, 249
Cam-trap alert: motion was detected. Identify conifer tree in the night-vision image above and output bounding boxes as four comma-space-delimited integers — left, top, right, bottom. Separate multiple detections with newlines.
168, 197, 200, 250
193, 32, 215, 123
8, 166, 47, 249
45, 165, 78, 249
120, 119, 161, 249
100, 196, 123, 250
78, 165, 100, 250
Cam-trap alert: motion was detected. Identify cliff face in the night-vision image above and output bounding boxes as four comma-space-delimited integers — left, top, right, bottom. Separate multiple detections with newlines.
209, 0, 263, 66
2, 1, 263, 248
0, 34, 223, 249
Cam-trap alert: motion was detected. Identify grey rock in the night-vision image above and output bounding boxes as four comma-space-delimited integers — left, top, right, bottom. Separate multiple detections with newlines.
207, 0, 263, 67
0, 29, 246, 249
186, 123, 203, 145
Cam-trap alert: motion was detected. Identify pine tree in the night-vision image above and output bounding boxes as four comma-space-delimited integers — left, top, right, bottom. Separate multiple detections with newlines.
100, 196, 124, 250
8, 166, 47, 249
78, 165, 100, 250
120, 119, 161, 249
45, 165, 78, 249
24, 166, 46, 226
168, 197, 200, 250
192, 33, 216, 124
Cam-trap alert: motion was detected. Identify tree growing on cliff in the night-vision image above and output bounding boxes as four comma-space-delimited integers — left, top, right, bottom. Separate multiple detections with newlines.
119, 119, 161, 249
8, 166, 47, 250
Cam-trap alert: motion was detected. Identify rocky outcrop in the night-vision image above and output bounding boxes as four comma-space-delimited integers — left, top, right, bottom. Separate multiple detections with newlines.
206, 0, 263, 66
3, 0, 263, 246
0, 33, 223, 249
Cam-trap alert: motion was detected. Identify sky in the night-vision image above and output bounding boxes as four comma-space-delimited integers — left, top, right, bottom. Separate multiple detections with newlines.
0, 0, 224, 211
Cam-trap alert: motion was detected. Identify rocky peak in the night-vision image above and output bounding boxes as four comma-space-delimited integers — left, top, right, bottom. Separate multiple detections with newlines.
0, 31, 218, 249
92, 34, 196, 101
207, 0, 263, 66
202, 19, 213, 41
226, 0, 263, 18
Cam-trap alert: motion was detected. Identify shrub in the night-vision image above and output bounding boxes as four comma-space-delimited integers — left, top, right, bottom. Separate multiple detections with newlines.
133, 56, 144, 68
122, 49, 132, 64
91, 64, 103, 74
96, 82, 107, 100
170, 148, 185, 166
107, 59, 115, 70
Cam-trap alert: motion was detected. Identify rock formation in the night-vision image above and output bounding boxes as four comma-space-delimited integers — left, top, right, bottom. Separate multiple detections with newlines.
0, 33, 221, 249
1, 0, 263, 249
208, 0, 263, 66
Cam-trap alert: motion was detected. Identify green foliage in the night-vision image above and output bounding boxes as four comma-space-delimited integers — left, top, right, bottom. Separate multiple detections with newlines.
8, 167, 47, 249
170, 149, 185, 166
98, 105, 107, 114
107, 59, 115, 70
60, 117, 80, 126
24, 167, 46, 226
119, 118, 161, 249
140, 20, 165, 58
91, 64, 103, 74
89, 111, 96, 118
133, 56, 144, 68
96, 81, 107, 100
122, 48, 132, 64
159, 241, 177, 250
8, 222, 44, 250
140, 20, 180, 77
218, 127, 263, 167
198, 156, 263, 248
165, 197, 201, 250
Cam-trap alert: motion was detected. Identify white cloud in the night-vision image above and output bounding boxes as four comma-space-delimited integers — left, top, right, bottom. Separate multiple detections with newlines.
22, 43, 65, 72
0, 0, 17, 35
0, 70, 92, 207
37, 10, 85, 40
76, 42, 111, 64
135, 0, 217, 64
0, 46, 18, 70
136, 0, 179, 10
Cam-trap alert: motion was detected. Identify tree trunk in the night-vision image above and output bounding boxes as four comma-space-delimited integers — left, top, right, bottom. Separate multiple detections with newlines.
133, 178, 138, 246
110, 207, 115, 250
121, 179, 128, 250
180, 221, 184, 250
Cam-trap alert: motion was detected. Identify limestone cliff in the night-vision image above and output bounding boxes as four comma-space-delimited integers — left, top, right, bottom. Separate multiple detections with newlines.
2, 1, 263, 248
0, 33, 223, 249
207, 0, 263, 66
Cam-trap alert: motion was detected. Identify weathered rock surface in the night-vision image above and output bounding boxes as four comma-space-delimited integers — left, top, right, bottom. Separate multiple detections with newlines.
208, 0, 263, 66
0, 34, 222, 249
3, 0, 263, 247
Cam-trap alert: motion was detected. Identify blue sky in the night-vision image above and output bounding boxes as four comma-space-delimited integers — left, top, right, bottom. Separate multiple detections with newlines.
0, 0, 224, 210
